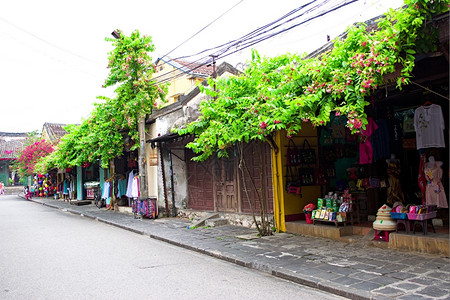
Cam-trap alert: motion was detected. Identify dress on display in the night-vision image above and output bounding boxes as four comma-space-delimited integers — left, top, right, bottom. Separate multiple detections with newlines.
417, 154, 427, 205
126, 170, 135, 198
359, 117, 378, 164
414, 104, 445, 149
425, 162, 448, 208
387, 161, 404, 204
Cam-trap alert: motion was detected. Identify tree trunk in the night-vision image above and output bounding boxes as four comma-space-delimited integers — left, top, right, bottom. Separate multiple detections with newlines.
138, 117, 148, 199
109, 159, 118, 211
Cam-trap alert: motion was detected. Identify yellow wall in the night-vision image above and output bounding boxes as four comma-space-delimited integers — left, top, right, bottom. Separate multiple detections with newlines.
272, 124, 322, 232
154, 60, 204, 105
41, 128, 50, 143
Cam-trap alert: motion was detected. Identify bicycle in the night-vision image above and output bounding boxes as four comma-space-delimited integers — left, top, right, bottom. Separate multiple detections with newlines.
94, 187, 104, 208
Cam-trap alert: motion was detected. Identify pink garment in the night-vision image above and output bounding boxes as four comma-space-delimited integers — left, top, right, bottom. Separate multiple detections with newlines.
359, 117, 378, 164
425, 162, 448, 208
417, 154, 427, 205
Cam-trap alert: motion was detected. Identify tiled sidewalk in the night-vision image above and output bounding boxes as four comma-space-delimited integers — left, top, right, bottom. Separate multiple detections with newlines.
22, 195, 450, 300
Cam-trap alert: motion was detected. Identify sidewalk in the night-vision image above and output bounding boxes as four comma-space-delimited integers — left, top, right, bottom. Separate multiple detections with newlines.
20, 195, 450, 300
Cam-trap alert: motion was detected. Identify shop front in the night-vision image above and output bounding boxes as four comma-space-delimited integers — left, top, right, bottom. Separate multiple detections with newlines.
275, 48, 449, 252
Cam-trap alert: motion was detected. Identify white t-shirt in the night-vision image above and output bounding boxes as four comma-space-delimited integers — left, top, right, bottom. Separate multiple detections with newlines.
414, 104, 445, 149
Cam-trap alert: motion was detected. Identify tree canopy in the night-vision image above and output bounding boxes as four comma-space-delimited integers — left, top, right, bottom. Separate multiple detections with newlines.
41, 30, 167, 170
176, 0, 448, 161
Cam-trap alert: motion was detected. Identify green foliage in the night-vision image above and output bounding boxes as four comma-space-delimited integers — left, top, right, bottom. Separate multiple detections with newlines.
41, 30, 167, 170
176, 0, 448, 161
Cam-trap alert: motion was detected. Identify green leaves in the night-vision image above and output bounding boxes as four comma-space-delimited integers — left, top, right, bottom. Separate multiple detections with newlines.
174, 0, 447, 161
35, 30, 168, 172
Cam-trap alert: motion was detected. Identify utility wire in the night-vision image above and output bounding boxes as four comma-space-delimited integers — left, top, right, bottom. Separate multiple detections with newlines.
159, 0, 244, 61
0, 15, 103, 66
218, 0, 358, 61
154, 0, 355, 86
154, 0, 328, 84
108, 0, 370, 88
168, 0, 317, 63
99, 0, 342, 87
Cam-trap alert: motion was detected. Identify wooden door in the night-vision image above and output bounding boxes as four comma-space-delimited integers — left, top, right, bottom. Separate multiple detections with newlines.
240, 142, 274, 214
187, 153, 214, 211
214, 156, 237, 212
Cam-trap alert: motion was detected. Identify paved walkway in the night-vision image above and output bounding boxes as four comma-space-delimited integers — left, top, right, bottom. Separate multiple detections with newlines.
19, 195, 450, 300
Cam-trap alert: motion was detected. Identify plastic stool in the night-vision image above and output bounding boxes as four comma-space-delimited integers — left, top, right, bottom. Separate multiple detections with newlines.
396, 219, 410, 234
374, 230, 390, 242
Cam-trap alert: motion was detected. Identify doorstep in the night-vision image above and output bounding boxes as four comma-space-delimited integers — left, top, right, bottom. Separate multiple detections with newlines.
389, 232, 449, 256
285, 220, 449, 255
117, 206, 133, 214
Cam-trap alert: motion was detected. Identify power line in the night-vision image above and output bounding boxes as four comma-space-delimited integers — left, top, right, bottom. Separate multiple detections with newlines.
218, 0, 359, 61
159, 0, 244, 61
154, 0, 327, 85
108, 0, 380, 90
154, 0, 353, 86
168, 0, 318, 64
0, 15, 103, 66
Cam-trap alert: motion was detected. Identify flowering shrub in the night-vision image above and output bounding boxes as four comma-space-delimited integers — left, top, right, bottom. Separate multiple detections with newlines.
15, 140, 53, 177
177, 0, 448, 161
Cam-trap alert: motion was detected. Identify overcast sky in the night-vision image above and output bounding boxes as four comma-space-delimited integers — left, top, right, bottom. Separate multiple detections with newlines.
0, 0, 404, 133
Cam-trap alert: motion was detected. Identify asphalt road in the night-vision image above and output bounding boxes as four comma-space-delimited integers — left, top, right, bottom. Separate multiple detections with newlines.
0, 195, 347, 300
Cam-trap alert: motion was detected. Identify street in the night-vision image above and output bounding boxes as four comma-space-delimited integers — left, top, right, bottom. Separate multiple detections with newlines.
0, 195, 346, 300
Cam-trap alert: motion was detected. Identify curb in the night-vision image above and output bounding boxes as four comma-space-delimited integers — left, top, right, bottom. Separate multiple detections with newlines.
19, 195, 372, 300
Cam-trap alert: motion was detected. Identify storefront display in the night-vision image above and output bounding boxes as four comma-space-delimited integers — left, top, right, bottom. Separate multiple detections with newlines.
424, 157, 447, 208
311, 95, 448, 223
32, 173, 57, 198
373, 204, 396, 242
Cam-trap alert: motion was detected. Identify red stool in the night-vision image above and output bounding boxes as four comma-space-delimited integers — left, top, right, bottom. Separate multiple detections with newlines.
374, 230, 390, 242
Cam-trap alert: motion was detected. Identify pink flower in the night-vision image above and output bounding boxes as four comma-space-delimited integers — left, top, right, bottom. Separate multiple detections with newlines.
259, 122, 267, 129
335, 111, 341, 116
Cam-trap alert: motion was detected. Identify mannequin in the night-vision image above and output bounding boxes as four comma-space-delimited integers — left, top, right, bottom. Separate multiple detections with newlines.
386, 153, 404, 204
426, 156, 443, 168
386, 154, 399, 165
424, 156, 447, 208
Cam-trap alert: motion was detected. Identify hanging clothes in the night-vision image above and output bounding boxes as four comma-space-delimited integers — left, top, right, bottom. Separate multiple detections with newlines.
102, 181, 111, 199
425, 162, 448, 208
117, 178, 127, 198
414, 104, 445, 149
131, 176, 140, 198
387, 116, 403, 157
372, 119, 390, 162
359, 117, 378, 164
386, 161, 404, 204
417, 153, 427, 205
102, 181, 112, 208
63, 179, 69, 195
68, 180, 74, 199
126, 170, 135, 198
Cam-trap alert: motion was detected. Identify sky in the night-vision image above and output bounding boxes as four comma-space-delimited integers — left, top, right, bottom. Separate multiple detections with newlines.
0, 0, 404, 133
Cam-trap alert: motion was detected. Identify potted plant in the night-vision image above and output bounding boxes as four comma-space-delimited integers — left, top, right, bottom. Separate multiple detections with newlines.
303, 203, 316, 224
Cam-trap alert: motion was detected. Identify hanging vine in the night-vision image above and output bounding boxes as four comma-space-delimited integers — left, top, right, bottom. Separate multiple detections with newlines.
176, 0, 448, 161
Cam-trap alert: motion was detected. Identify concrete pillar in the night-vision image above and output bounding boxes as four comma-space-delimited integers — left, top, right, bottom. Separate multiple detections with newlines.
77, 166, 84, 200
